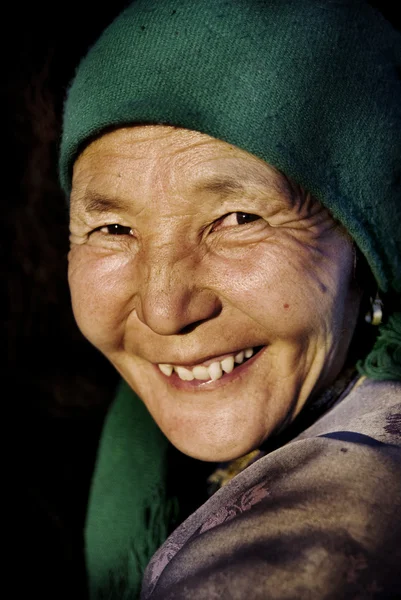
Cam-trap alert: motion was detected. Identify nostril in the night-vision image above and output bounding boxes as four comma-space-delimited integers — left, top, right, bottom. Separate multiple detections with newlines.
178, 301, 222, 335
178, 311, 221, 335
179, 322, 200, 335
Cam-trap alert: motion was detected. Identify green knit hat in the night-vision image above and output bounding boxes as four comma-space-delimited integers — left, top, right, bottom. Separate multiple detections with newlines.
59, 0, 401, 379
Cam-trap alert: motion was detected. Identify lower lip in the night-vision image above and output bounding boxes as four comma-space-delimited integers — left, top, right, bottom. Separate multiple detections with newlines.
155, 346, 266, 392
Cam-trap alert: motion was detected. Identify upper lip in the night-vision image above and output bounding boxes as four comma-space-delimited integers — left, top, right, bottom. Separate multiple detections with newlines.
154, 346, 261, 369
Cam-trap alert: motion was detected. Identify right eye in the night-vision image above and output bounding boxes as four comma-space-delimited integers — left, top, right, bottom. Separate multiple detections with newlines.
94, 224, 133, 236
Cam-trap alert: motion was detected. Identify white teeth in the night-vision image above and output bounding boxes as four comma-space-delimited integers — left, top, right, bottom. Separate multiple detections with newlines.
175, 366, 194, 381
221, 355, 235, 374
234, 351, 245, 364
158, 347, 257, 382
208, 361, 223, 381
192, 365, 211, 380
158, 364, 173, 377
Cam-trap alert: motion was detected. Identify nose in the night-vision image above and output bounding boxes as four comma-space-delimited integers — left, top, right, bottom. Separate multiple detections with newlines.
134, 251, 221, 336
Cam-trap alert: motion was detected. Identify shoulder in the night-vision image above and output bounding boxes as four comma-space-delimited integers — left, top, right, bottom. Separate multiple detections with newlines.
141, 378, 401, 599
296, 377, 401, 445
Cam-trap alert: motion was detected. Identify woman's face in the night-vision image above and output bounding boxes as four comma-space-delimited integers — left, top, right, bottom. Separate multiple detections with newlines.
69, 125, 361, 461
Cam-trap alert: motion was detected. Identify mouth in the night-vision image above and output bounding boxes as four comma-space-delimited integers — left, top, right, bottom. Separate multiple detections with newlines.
157, 346, 265, 384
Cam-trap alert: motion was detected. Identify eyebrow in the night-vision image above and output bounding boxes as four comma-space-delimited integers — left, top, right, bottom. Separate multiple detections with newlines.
80, 191, 134, 214
193, 176, 246, 198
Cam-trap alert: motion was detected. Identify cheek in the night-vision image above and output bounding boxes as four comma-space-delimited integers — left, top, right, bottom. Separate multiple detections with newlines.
208, 238, 353, 337
68, 248, 135, 349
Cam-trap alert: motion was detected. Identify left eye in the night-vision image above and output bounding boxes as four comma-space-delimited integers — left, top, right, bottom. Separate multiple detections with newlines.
96, 224, 133, 236
217, 212, 261, 228
234, 212, 261, 225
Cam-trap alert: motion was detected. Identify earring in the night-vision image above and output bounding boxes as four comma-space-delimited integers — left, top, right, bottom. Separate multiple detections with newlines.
365, 292, 383, 326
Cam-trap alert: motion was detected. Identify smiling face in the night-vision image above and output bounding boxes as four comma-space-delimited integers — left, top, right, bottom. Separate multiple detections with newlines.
69, 125, 362, 461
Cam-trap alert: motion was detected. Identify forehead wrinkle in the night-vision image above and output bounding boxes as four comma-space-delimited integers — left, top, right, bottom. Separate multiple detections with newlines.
72, 126, 297, 217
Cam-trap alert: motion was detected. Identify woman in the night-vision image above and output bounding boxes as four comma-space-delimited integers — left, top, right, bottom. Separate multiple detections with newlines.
59, 0, 401, 598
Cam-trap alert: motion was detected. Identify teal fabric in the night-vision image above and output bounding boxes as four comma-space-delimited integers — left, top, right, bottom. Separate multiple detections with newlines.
358, 312, 401, 380
85, 380, 178, 599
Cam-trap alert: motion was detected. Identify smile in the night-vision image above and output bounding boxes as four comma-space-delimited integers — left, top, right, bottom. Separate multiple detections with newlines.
158, 346, 262, 382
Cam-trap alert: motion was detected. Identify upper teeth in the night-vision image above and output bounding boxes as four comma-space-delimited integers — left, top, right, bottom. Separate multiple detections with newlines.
158, 347, 255, 382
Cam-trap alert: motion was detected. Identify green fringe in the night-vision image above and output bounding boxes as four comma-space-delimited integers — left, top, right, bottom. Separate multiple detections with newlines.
358, 312, 401, 381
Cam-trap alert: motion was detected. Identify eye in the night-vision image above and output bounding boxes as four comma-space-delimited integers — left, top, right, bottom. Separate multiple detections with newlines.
215, 212, 262, 229
234, 212, 261, 225
94, 224, 133, 236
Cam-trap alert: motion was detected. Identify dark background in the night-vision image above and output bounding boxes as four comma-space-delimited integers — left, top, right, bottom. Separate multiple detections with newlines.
4, 2, 400, 597
4, 4, 128, 597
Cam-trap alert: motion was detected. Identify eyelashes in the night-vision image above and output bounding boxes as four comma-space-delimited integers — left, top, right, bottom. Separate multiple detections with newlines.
210, 211, 262, 232
93, 224, 134, 236
232, 212, 261, 225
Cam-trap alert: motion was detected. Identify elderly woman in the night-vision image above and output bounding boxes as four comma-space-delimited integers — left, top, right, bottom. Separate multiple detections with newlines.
59, 0, 401, 598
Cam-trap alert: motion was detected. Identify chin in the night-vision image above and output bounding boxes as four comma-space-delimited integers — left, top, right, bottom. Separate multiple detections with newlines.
165, 425, 266, 463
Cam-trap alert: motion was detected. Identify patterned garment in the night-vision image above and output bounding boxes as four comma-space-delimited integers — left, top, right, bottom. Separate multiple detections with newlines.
141, 378, 401, 599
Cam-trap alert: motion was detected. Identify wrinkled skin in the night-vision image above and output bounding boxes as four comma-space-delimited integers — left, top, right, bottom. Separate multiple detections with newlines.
68, 125, 362, 461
